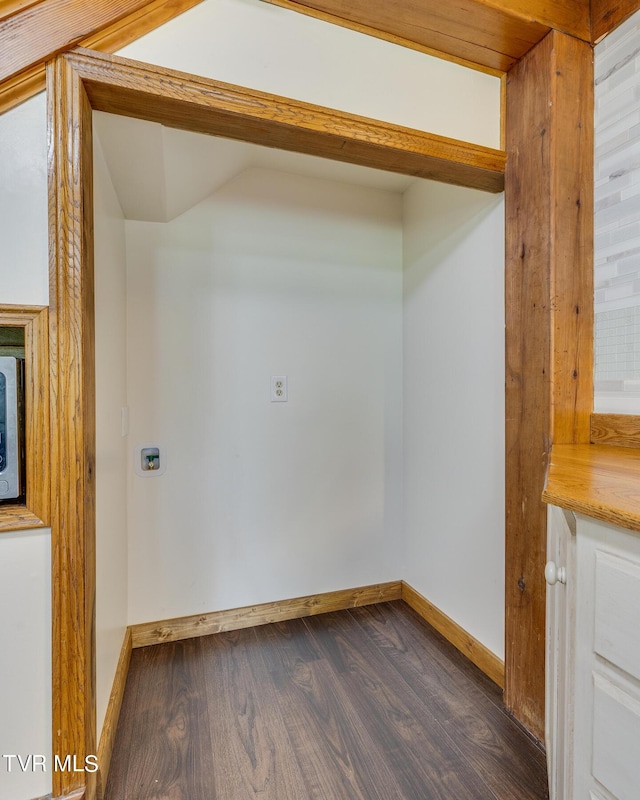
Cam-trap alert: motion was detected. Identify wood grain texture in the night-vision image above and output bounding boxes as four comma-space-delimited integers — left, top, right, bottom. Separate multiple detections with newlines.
263, 0, 590, 71
543, 443, 640, 532
1, 0, 151, 82
65, 48, 506, 193
401, 582, 505, 688
0, 305, 49, 532
47, 56, 97, 800
0, 0, 41, 22
591, 413, 640, 448
96, 628, 132, 800
106, 602, 548, 800
592, 0, 640, 43
505, 30, 593, 741
0, 0, 204, 113
130, 582, 403, 647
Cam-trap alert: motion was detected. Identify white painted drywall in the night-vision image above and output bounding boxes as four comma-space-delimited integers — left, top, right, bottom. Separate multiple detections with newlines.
119, 0, 500, 148
0, 94, 51, 800
402, 180, 505, 658
0, 531, 51, 800
125, 167, 403, 623
93, 132, 129, 738
0, 94, 48, 306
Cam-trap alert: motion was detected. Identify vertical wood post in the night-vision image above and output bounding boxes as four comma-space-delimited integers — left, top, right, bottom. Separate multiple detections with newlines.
505, 30, 593, 739
47, 54, 96, 800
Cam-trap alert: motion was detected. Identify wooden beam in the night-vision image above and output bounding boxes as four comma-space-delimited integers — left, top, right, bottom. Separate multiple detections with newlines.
591, 0, 640, 43
505, 29, 593, 740
47, 55, 97, 800
262, 0, 591, 72
66, 48, 506, 192
0, 0, 204, 114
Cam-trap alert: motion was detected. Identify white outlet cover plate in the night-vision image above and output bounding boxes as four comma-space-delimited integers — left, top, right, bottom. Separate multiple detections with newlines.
271, 375, 288, 402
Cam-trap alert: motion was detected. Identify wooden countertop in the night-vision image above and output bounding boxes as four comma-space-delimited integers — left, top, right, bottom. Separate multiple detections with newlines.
543, 444, 640, 533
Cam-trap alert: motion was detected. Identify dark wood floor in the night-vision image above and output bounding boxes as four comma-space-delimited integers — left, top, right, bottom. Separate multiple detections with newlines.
105, 600, 549, 800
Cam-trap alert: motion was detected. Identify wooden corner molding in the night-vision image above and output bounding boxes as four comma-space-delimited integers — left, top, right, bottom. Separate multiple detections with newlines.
401, 581, 505, 688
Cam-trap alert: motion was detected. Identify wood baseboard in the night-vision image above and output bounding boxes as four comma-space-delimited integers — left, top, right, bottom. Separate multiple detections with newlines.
401, 581, 505, 688
130, 581, 403, 648
96, 628, 132, 800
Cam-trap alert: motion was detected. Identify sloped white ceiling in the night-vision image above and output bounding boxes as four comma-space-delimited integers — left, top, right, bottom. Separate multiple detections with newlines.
93, 110, 415, 222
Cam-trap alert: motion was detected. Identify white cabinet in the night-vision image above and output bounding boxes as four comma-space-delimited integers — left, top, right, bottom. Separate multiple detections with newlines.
547, 508, 640, 800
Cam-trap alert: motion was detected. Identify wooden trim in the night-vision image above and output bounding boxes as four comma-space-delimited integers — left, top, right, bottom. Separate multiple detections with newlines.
47, 56, 97, 800
66, 48, 505, 192
543, 443, 640, 532
0, 305, 49, 532
130, 582, 403, 648
0, 0, 205, 114
96, 629, 132, 800
505, 30, 593, 740
0, 64, 45, 115
260, 0, 504, 77
591, 0, 640, 43
591, 413, 640, 448
401, 582, 505, 689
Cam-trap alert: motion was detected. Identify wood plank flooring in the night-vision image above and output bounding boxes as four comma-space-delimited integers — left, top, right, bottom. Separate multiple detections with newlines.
105, 600, 549, 800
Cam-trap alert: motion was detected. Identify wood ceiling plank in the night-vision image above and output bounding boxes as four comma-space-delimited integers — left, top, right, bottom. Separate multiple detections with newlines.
67, 48, 506, 192
592, 0, 640, 42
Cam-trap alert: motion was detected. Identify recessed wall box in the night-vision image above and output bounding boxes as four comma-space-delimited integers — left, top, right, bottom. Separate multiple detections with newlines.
0, 357, 25, 500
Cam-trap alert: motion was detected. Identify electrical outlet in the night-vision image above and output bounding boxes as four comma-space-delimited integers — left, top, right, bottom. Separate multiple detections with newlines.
271, 375, 288, 402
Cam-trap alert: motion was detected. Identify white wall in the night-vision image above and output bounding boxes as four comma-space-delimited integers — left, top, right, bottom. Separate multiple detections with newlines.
403, 181, 505, 658
93, 132, 129, 736
120, 0, 500, 149
0, 95, 51, 800
125, 168, 403, 623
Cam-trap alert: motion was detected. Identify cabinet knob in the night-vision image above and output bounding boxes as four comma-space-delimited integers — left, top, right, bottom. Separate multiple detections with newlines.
545, 561, 567, 586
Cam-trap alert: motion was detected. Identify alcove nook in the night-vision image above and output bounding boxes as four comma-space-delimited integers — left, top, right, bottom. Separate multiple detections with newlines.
92, 109, 505, 745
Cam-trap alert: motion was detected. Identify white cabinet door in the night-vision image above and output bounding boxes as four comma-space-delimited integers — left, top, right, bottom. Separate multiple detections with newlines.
573, 516, 640, 800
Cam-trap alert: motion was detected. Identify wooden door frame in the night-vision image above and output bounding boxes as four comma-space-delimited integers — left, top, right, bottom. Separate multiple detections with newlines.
47, 45, 505, 800
47, 32, 594, 797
